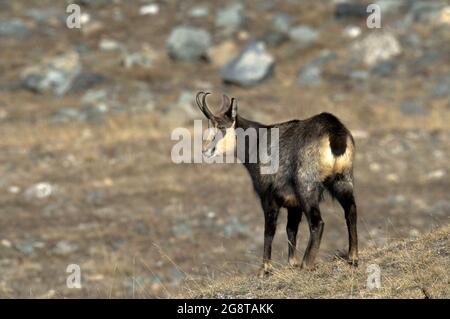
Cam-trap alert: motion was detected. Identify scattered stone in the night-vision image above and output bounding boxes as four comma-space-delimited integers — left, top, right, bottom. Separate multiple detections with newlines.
297, 51, 336, 87
215, 3, 246, 35
262, 13, 293, 46
69, 72, 106, 94
26, 8, 64, 24
167, 26, 211, 62
335, 3, 369, 19
288, 25, 319, 49
78, 0, 110, 8
350, 32, 402, 67
189, 5, 209, 18
371, 59, 398, 77
81, 89, 108, 104
426, 169, 445, 180
99, 38, 122, 51
51, 107, 83, 123
139, 3, 159, 16
1, 239, 12, 248
375, 0, 404, 15
122, 46, 156, 69
342, 25, 362, 39
53, 241, 79, 255
224, 217, 248, 236
0, 18, 30, 38
172, 223, 193, 239
8, 186, 20, 194
15, 242, 36, 254
83, 103, 109, 122
220, 42, 275, 86
407, 1, 448, 23
272, 12, 293, 34
431, 75, 450, 98
350, 70, 369, 80
20, 52, 82, 96
400, 100, 428, 116
24, 182, 56, 199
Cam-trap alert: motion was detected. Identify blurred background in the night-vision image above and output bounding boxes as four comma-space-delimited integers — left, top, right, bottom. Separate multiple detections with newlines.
0, 0, 449, 298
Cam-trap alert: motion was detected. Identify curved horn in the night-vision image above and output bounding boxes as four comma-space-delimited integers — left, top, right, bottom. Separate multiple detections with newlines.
195, 91, 205, 113
219, 94, 231, 113
201, 92, 215, 119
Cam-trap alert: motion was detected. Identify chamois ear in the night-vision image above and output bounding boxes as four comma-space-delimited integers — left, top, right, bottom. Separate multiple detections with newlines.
225, 98, 237, 120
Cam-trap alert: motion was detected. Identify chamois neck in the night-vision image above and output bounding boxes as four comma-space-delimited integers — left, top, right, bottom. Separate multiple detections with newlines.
235, 115, 266, 130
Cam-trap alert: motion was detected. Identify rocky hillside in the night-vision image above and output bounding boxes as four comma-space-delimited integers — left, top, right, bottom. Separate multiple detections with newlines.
0, 0, 449, 298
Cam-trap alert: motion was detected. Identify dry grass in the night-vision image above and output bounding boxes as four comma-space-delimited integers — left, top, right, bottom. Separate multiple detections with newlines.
182, 225, 450, 299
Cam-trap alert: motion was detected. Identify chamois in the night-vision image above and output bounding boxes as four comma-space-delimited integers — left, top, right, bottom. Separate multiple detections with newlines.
196, 92, 358, 277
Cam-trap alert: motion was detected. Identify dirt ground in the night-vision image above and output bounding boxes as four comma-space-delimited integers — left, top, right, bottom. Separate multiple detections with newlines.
0, 1, 449, 298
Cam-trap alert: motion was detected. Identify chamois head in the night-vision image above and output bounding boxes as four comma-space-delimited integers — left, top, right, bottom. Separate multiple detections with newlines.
195, 92, 238, 158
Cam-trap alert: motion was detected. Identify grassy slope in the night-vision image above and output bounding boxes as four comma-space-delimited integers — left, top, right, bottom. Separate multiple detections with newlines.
184, 225, 449, 299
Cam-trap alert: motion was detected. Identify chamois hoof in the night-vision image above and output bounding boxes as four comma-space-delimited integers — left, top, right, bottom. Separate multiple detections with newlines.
347, 258, 359, 267
300, 262, 316, 271
334, 250, 358, 267
257, 263, 273, 278
288, 258, 301, 268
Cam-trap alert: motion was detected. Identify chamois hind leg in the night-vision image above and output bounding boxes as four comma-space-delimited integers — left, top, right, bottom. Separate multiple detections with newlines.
259, 198, 280, 278
298, 189, 324, 269
329, 176, 359, 266
286, 207, 302, 267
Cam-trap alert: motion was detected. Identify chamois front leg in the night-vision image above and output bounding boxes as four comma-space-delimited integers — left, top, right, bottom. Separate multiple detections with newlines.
258, 199, 280, 278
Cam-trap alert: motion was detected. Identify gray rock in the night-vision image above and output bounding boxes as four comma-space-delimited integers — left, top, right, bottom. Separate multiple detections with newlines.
375, 0, 405, 15
224, 217, 248, 236
99, 38, 122, 51
51, 107, 83, 123
371, 60, 398, 77
81, 89, 108, 104
172, 223, 193, 239
26, 8, 64, 24
407, 1, 447, 23
349, 32, 402, 67
262, 13, 293, 46
53, 241, 79, 255
0, 18, 30, 38
220, 42, 275, 86
288, 25, 319, 49
82, 103, 109, 122
297, 51, 336, 87
432, 75, 450, 98
69, 72, 106, 94
189, 5, 209, 18
335, 3, 369, 19
15, 242, 36, 254
272, 13, 293, 34
400, 100, 428, 116
215, 3, 246, 34
24, 182, 55, 199
20, 52, 82, 96
78, 0, 110, 8
167, 26, 211, 62
350, 70, 369, 80
122, 51, 153, 69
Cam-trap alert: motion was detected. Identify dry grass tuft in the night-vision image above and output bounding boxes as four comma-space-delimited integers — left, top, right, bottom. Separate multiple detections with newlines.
182, 225, 450, 299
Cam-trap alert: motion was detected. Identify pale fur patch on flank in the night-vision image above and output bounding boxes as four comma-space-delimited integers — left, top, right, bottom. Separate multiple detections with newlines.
319, 134, 353, 180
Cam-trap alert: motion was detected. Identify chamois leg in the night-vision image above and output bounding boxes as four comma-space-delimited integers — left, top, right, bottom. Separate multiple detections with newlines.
259, 199, 280, 278
301, 206, 324, 269
331, 180, 358, 266
286, 207, 302, 267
